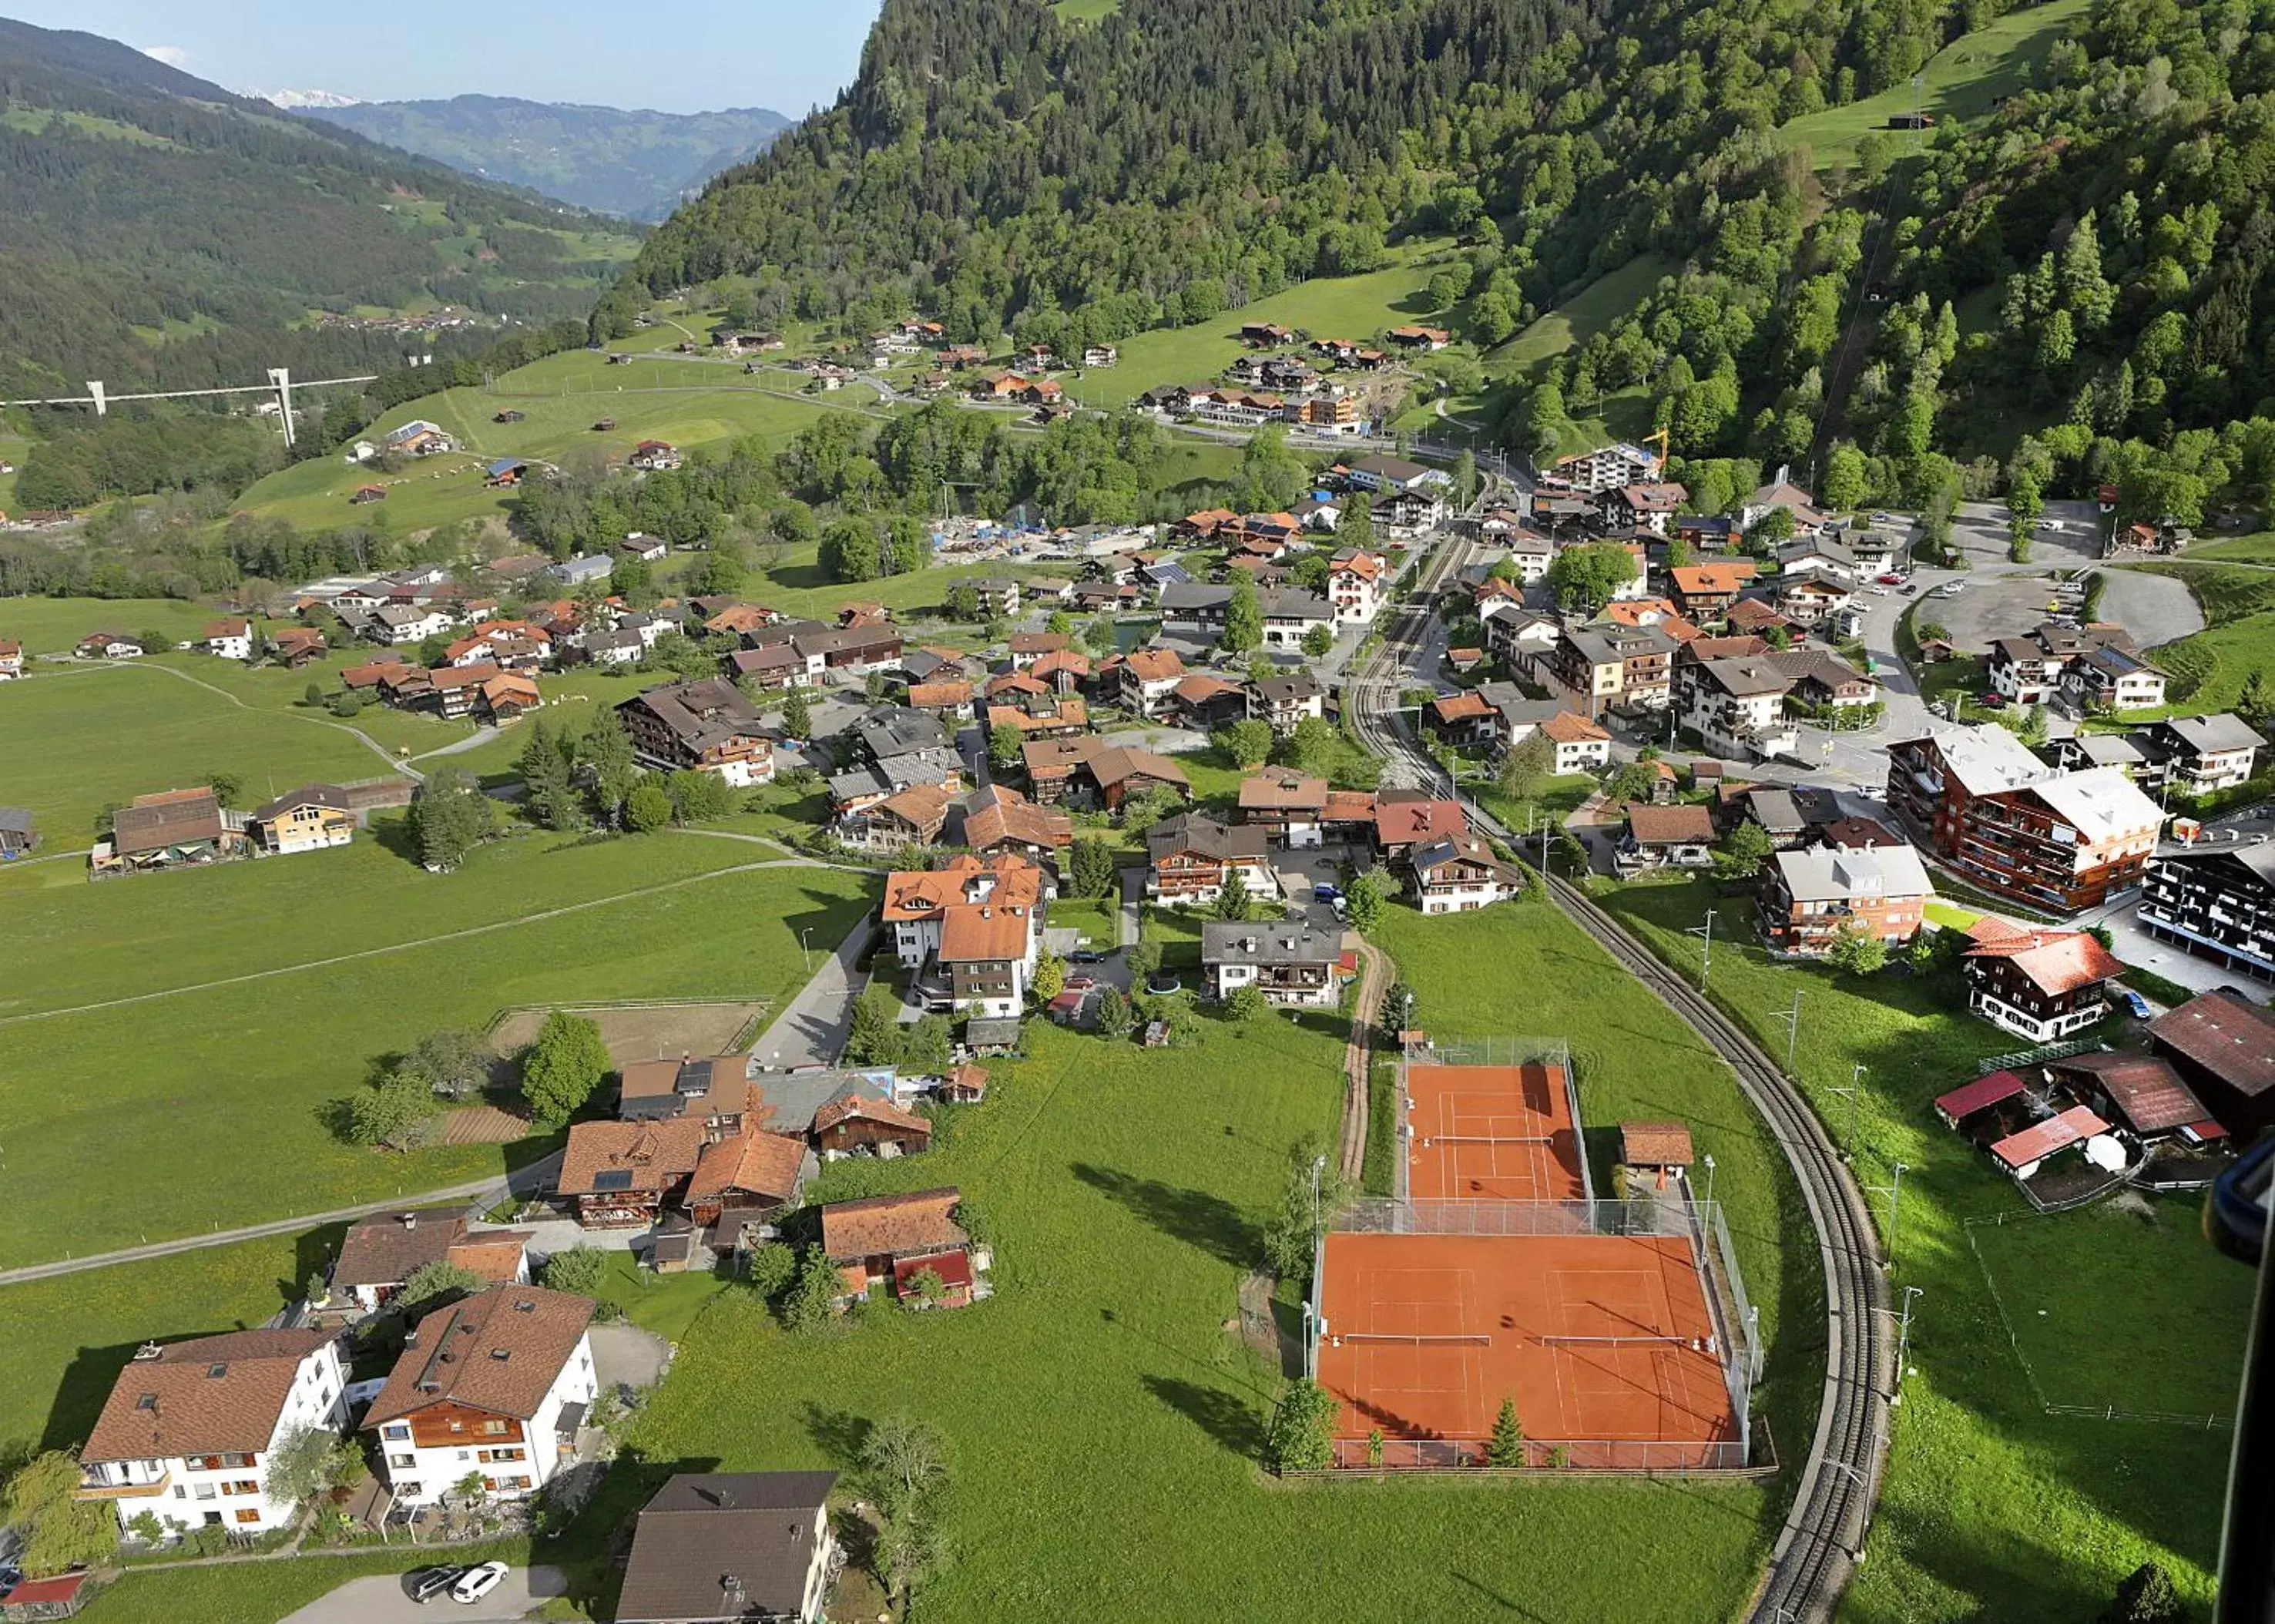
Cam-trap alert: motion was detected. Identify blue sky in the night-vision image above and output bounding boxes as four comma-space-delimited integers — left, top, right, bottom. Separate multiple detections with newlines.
0, 2, 880, 114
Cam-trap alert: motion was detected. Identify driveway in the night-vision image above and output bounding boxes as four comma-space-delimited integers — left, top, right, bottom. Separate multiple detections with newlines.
277, 1565, 567, 1624
747, 915, 871, 1071
589, 1321, 673, 1391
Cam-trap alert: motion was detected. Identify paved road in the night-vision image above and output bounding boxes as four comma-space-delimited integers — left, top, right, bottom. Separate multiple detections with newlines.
277, 1565, 567, 1624
0, 1154, 562, 1287
747, 914, 873, 1071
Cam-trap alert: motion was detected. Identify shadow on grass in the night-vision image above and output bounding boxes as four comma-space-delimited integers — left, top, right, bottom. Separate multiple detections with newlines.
1071, 1163, 1261, 1269
1140, 1374, 1266, 1458
800, 1401, 872, 1468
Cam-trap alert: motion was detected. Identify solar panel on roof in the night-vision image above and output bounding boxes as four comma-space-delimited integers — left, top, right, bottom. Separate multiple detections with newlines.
592, 1169, 635, 1191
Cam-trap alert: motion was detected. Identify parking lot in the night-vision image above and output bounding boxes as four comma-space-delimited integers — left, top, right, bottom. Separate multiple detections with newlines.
276, 1565, 567, 1624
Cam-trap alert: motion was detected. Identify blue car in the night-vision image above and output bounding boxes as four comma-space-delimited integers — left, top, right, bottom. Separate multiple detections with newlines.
1312, 883, 1343, 903
2119, 990, 2153, 1020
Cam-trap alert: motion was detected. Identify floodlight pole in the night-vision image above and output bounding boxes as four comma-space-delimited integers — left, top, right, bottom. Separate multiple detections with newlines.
1701, 1152, 1717, 1212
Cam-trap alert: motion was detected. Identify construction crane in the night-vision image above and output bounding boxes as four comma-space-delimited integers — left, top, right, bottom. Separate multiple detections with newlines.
1644, 424, 1671, 472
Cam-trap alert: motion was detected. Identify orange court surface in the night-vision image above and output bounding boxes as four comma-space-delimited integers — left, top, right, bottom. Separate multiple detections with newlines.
1314, 1230, 1740, 1466
1404, 1062, 1588, 1202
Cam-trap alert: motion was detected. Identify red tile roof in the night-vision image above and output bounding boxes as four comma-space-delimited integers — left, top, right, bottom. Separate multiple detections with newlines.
1990, 1106, 2110, 1171
2148, 990, 2275, 1099
1962, 924, 2127, 997
1619, 1122, 1695, 1166
364, 1288, 596, 1427
1933, 1069, 2028, 1122
820, 1189, 966, 1262
1374, 796, 1465, 847
82, 1330, 337, 1462
687, 1129, 808, 1203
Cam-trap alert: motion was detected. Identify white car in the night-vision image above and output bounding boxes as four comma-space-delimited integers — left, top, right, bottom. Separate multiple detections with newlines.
451, 1563, 509, 1605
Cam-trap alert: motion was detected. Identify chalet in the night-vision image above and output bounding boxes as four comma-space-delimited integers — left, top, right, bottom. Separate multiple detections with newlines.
908, 679, 975, 714
840, 781, 957, 852
1250, 673, 1324, 734
1885, 725, 2164, 912
1083, 745, 1191, 812
1618, 804, 1717, 873
1777, 572, 1853, 626
1187, 388, 1286, 428
1326, 549, 1384, 625
558, 1119, 707, 1229
75, 631, 145, 659
1240, 321, 1294, 347
987, 691, 1091, 741
1201, 918, 1342, 1007
1409, 834, 1521, 914
960, 784, 1073, 866
92, 788, 242, 876
1082, 344, 1119, 367
1374, 488, 1448, 538
1118, 646, 1188, 717
1159, 583, 1233, 637
1007, 631, 1070, 667
247, 785, 355, 855
882, 855, 1048, 1018
821, 1189, 985, 1306
1676, 656, 1803, 763
1146, 810, 1277, 908
269, 627, 326, 668
1373, 794, 1466, 865
1030, 648, 1092, 692
615, 1472, 839, 1624
1260, 588, 1334, 648
329, 1213, 532, 1315
2138, 839, 2275, 984
1961, 918, 2128, 1042
1741, 475, 1828, 532
1602, 482, 1688, 535
2146, 990, 2275, 1136
2143, 714, 2265, 794
1774, 537, 1861, 582
618, 679, 774, 787
1235, 767, 1329, 848
202, 618, 255, 660
1172, 674, 1248, 729
1988, 622, 2145, 706
370, 605, 455, 646
363, 1288, 597, 1508
1545, 443, 1660, 496
0, 638, 20, 679
1758, 843, 1933, 956
1481, 604, 1562, 674
77, 1330, 348, 1536
1668, 562, 1757, 623
1386, 325, 1451, 351
485, 458, 529, 488
382, 420, 455, 457
813, 1092, 933, 1159
1552, 622, 1677, 715
619, 533, 669, 562
685, 1129, 812, 1231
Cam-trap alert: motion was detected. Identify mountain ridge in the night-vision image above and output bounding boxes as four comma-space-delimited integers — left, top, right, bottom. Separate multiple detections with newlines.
295, 93, 793, 220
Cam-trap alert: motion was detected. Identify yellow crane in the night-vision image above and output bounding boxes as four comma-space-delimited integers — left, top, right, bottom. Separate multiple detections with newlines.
1645, 425, 1671, 471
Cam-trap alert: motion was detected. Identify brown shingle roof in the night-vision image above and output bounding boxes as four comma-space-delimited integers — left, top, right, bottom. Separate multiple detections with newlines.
445, 1233, 536, 1283
110, 788, 224, 855
820, 1189, 965, 1262
1374, 795, 1465, 847
1538, 711, 1609, 743
1962, 923, 2126, 997
333, 1211, 468, 1288
1123, 647, 1185, 683
1240, 767, 1329, 813
908, 680, 973, 710
2148, 990, 2275, 1099
962, 784, 1072, 851
557, 1119, 708, 1196
687, 1129, 808, 1203
364, 1288, 596, 1428
1621, 1122, 1695, 1166
811, 1093, 932, 1137
1625, 804, 1716, 845
1085, 747, 1190, 792
2049, 1053, 2210, 1135
82, 1330, 336, 1462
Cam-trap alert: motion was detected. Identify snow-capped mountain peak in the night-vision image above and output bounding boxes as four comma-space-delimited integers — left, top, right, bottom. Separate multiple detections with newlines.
251, 89, 361, 109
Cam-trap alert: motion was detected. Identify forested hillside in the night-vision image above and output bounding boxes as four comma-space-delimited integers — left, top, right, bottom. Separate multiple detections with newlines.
300, 96, 792, 220
616, 0, 2275, 524
0, 18, 636, 398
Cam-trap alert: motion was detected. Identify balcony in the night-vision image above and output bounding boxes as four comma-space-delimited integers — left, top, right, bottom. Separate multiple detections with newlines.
76, 1467, 172, 1500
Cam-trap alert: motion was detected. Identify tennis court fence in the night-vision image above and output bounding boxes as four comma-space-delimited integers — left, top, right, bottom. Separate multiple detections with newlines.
1334, 1196, 1705, 1239
1396, 1035, 1590, 1204
1323, 1435, 1757, 1472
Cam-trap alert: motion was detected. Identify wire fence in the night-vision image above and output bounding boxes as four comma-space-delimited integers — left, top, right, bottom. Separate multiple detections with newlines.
1965, 1210, 2234, 1432
1395, 1035, 1590, 1203
1323, 1435, 1758, 1472
1334, 1196, 1707, 1239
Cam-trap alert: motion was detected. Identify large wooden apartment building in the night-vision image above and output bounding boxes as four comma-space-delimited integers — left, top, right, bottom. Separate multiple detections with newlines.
1885, 724, 2164, 913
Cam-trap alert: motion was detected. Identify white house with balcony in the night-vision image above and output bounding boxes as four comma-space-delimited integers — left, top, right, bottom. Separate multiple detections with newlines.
1676, 656, 1801, 762
363, 1288, 597, 1508
77, 1330, 347, 1538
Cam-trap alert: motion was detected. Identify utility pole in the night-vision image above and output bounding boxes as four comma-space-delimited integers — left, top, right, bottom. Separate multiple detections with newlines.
1828, 1062, 1865, 1152
1782, 989, 1804, 1073
1890, 1285, 1922, 1403
1689, 908, 1717, 990
1867, 1161, 1909, 1263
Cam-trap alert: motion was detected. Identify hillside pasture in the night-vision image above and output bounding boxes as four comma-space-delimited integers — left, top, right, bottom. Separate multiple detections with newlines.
1490, 253, 1676, 377
1772, 0, 2091, 169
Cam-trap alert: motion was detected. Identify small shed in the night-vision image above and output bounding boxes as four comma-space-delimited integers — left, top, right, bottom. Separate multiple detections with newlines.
1989, 1105, 2111, 1179
939, 1065, 989, 1104
0, 807, 37, 857
1620, 1121, 1695, 1169
1934, 1069, 2028, 1128
964, 1016, 1022, 1056
592, 417, 618, 431
0, 1573, 96, 1621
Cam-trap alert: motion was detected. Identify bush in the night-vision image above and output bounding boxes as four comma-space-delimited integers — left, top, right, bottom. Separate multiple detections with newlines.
1222, 985, 1269, 1022
1263, 1380, 1337, 1472
746, 1241, 798, 1300
540, 1245, 612, 1296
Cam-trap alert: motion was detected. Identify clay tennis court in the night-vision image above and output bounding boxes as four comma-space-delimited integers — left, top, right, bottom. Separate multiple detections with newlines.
1314, 1230, 1739, 1465
1404, 1062, 1587, 1202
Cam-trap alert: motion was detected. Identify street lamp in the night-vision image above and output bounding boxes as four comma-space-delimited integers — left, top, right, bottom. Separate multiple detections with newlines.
1701, 1152, 1716, 1211
800, 928, 814, 975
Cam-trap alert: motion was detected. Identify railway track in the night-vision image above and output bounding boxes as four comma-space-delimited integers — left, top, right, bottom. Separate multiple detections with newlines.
1343, 528, 1891, 1624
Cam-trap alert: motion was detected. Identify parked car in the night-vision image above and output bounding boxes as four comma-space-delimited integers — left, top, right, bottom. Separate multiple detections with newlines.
1069, 948, 1108, 964
1877, 571, 1907, 585
452, 1563, 509, 1605
1063, 975, 1097, 992
2119, 990, 2154, 1021
1871, 511, 1899, 525
1977, 692, 2007, 708
1312, 883, 1344, 902
409, 1567, 465, 1605
1900, 582, 1921, 596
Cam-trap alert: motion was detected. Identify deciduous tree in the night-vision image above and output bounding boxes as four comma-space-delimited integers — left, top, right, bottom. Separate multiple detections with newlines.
520, 1010, 610, 1126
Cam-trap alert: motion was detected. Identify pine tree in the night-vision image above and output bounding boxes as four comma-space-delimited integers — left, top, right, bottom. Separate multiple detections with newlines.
781, 685, 813, 740
1487, 1397, 1525, 1466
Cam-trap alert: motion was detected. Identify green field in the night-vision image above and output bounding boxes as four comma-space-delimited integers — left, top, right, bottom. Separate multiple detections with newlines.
0, 596, 221, 656
2125, 561, 2275, 713
0, 834, 875, 1267
1061, 245, 1452, 410
0, 664, 410, 844
1968, 1203, 2252, 1421
1491, 253, 1676, 377
570, 1008, 1787, 1624
1596, 879, 2246, 1622
1772, 0, 2092, 168
2182, 530, 2275, 563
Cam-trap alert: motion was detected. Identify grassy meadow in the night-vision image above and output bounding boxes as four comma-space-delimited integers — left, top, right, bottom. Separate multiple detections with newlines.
0, 834, 875, 1267
2125, 560, 2275, 714
1596, 878, 2248, 1622
1772, 0, 2092, 169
